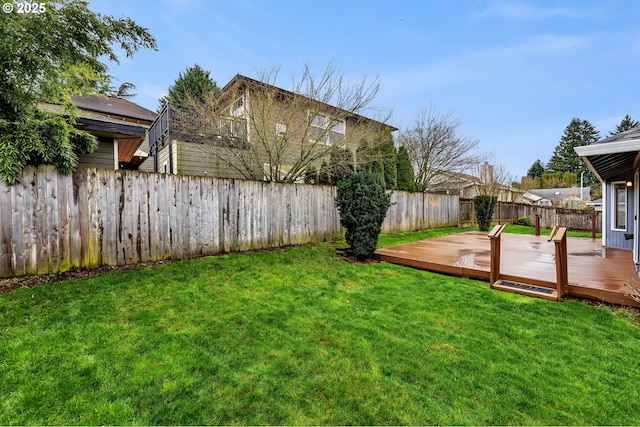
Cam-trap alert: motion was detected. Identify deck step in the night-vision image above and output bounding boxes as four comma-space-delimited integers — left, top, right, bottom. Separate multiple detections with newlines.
492, 280, 559, 301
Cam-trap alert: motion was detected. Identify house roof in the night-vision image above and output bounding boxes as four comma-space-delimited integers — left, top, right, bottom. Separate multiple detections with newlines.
219, 74, 398, 132
575, 127, 640, 181
526, 187, 587, 202
70, 95, 157, 123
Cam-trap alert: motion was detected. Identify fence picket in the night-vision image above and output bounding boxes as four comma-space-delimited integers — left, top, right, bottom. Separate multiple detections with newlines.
2, 167, 464, 279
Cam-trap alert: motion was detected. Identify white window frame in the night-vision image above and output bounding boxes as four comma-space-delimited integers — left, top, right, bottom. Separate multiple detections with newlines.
309, 112, 345, 146
276, 123, 287, 136
231, 96, 244, 117
612, 181, 627, 231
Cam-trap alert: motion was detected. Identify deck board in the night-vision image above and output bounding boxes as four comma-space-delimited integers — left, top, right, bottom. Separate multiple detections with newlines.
374, 231, 639, 307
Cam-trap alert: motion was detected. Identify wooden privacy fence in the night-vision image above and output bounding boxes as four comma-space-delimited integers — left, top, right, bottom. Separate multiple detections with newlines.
0, 166, 459, 278
459, 198, 601, 232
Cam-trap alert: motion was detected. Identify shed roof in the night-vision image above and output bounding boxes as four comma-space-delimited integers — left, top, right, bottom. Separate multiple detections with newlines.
71, 95, 157, 123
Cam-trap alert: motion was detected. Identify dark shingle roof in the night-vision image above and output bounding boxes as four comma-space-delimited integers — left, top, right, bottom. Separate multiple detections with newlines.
71, 95, 156, 123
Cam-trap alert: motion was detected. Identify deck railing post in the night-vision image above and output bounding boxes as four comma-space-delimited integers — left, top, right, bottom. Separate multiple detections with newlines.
592, 214, 597, 239
552, 227, 568, 300
488, 224, 506, 285
535, 214, 541, 236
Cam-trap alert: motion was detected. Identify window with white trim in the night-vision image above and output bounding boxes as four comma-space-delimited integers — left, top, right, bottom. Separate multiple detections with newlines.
612, 182, 627, 231
309, 113, 345, 145
276, 123, 287, 136
231, 97, 244, 117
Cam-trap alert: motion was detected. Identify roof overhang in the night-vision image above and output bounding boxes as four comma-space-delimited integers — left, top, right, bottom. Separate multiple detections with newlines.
575, 139, 640, 182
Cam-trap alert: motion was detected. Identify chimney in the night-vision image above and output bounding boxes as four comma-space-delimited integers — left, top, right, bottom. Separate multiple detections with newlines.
480, 163, 494, 184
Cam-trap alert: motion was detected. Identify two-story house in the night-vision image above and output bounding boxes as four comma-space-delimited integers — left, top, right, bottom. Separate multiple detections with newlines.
148, 74, 396, 181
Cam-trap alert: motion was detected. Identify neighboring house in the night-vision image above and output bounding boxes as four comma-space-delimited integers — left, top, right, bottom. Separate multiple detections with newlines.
428, 164, 521, 202
148, 74, 396, 180
45, 95, 157, 170
575, 127, 640, 257
517, 187, 590, 208
587, 197, 603, 212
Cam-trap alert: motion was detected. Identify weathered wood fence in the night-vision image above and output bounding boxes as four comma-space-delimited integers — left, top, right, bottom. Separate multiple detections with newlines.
0, 166, 459, 278
459, 198, 601, 232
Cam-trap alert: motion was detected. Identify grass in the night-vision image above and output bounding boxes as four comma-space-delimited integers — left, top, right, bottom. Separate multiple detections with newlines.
1, 228, 639, 425
503, 224, 601, 239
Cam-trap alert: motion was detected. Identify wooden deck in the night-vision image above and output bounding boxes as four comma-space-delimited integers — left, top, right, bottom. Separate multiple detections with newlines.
374, 231, 640, 307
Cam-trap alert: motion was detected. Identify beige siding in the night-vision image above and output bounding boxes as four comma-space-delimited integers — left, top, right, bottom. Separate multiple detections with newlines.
78, 138, 115, 169
137, 137, 155, 172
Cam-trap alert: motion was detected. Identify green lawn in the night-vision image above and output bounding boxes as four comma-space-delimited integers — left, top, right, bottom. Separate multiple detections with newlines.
0, 228, 638, 425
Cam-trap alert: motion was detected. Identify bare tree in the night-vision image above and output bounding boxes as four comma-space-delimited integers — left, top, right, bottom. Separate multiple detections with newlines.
398, 105, 479, 191
188, 63, 391, 182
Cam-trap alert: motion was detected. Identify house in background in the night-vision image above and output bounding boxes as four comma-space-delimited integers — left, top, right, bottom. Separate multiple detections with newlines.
517, 187, 591, 208
47, 95, 157, 170
575, 128, 640, 261
148, 74, 396, 180
428, 164, 521, 202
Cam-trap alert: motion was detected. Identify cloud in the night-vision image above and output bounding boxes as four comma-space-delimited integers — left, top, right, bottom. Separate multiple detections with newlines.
380, 33, 587, 98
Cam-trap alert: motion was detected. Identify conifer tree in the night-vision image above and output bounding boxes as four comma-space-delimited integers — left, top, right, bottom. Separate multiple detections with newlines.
526, 159, 545, 178
609, 114, 640, 136
158, 64, 219, 110
396, 146, 416, 192
547, 118, 599, 186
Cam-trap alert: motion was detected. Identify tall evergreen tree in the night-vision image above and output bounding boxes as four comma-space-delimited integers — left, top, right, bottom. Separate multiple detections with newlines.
158, 64, 219, 110
356, 131, 397, 190
609, 114, 640, 136
526, 159, 545, 178
547, 118, 599, 186
396, 146, 416, 192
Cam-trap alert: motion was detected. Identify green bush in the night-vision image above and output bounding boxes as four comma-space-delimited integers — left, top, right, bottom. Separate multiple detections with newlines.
335, 171, 392, 260
513, 216, 532, 227
474, 195, 497, 232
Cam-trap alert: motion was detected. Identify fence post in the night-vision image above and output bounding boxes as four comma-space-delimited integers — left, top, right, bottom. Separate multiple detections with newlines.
488, 224, 506, 284
552, 227, 568, 301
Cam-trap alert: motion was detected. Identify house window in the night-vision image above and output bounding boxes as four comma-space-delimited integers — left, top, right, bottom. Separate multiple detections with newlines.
310, 113, 345, 145
276, 123, 286, 136
612, 182, 627, 231
231, 97, 244, 117
219, 117, 246, 140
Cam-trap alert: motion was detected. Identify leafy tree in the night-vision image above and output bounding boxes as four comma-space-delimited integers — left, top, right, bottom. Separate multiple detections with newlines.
396, 146, 417, 192
335, 171, 392, 260
0, 0, 157, 185
547, 118, 599, 187
609, 114, 640, 136
398, 105, 479, 192
159, 64, 220, 110
527, 159, 545, 178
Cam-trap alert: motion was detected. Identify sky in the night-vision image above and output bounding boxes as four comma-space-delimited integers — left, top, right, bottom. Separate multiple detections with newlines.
87, 0, 640, 179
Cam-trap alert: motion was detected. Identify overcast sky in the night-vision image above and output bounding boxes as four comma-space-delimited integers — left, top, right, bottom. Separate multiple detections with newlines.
87, 0, 640, 179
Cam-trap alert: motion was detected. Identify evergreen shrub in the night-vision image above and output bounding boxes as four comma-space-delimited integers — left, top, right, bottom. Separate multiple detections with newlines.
474, 195, 497, 232
335, 171, 392, 260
